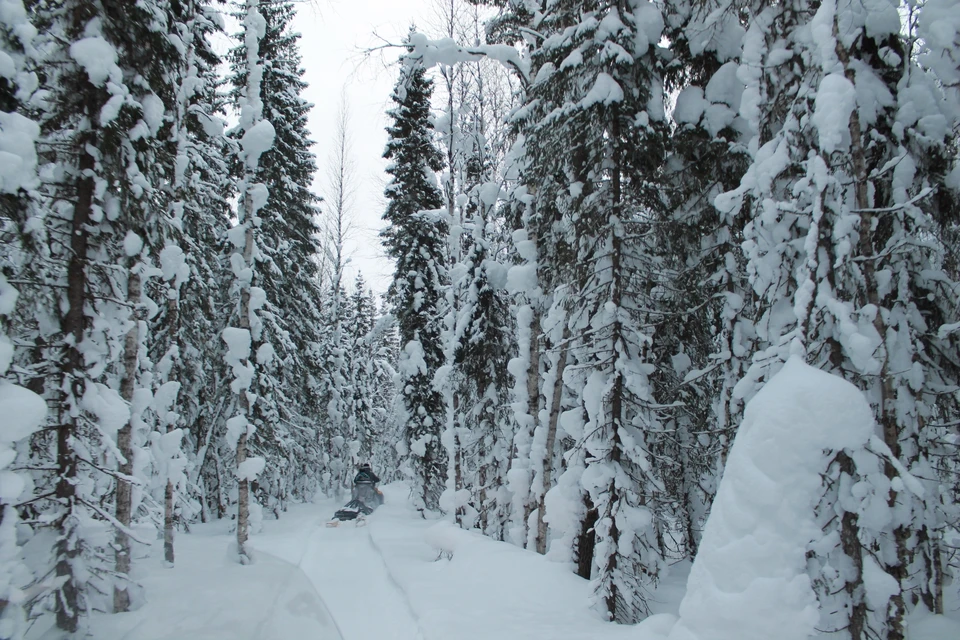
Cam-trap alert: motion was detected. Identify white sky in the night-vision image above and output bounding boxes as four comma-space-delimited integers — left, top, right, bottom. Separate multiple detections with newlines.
292, 0, 431, 297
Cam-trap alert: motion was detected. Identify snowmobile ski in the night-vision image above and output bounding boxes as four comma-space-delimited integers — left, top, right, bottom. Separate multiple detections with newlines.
325, 514, 367, 528
327, 497, 375, 527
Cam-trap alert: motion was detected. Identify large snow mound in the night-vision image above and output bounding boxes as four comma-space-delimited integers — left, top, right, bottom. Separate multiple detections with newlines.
669, 356, 875, 640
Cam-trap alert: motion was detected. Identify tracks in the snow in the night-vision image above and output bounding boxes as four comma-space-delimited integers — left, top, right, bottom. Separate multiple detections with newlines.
252, 515, 349, 640
286, 507, 424, 640
364, 520, 428, 640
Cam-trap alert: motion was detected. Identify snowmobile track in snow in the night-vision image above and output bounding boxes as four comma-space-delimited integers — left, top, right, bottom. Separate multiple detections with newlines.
288, 510, 425, 640
250, 515, 349, 640
364, 521, 428, 640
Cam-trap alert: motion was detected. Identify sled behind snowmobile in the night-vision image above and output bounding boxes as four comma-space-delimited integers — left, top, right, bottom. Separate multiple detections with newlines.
333, 498, 374, 520
326, 481, 384, 527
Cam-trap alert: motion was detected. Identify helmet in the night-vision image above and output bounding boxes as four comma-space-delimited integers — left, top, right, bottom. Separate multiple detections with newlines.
360, 462, 371, 470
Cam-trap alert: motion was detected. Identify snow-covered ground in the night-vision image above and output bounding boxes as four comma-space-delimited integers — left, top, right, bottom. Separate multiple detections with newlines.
30, 474, 957, 640
49, 514, 343, 640
46, 483, 687, 640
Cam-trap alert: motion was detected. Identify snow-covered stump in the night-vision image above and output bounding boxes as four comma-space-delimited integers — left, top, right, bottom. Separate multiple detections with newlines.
668, 357, 913, 640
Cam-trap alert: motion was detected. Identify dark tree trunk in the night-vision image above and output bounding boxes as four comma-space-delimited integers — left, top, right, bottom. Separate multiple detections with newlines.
55, 140, 95, 633
576, 495, 598, 580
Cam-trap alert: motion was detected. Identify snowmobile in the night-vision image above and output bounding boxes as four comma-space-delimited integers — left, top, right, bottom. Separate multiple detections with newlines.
326, 480, 384, 527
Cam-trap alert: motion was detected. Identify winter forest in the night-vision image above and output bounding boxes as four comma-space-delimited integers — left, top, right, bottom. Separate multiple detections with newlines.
3, 0, 960, 638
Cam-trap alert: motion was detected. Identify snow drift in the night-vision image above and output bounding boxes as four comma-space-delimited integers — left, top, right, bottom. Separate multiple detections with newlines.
669, 356, 876, 640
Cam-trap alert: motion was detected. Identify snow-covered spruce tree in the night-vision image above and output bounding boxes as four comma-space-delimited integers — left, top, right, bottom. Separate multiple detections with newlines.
228, 0, 323, 517
0, 5, 47, 634
652, 0, 753, 557
503, 0, 670, 621
715, 0, 960, 635
25, 0, 183, 627
380, 50, 448, 512
342, 274, 382, 468
449, 136, 513, 533
369, 297, 402, 481
225, 0, 275, 564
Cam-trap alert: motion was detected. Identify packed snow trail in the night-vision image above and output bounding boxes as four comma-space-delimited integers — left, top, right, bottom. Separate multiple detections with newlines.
249, 483, 652, 640
250, 498, 425, 640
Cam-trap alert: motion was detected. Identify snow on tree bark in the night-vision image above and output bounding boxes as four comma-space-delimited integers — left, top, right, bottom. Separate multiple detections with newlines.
227, 0, 275, 565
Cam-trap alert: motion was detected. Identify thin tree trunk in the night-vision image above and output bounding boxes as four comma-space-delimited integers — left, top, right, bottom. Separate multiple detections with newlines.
837, 37, 907, 640
521, 309, 542, 545
453, 394, 464, 525
535, 329, 568, 555
575, 495, 597, 580
214, 451, 225, 519
478, 452, 488, 533
838, 451, 866, 640
114, 265, 141, 612
236, 195, 255, 563
527, 311, 541, 428
237, 429, 250, 559
164, 293, 179, 566
56, 127, 96, 634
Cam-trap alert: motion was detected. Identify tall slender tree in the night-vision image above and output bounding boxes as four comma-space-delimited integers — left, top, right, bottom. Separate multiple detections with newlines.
228, 0, 322, 526
381, 47, 448, 512
225, 0, 275, 564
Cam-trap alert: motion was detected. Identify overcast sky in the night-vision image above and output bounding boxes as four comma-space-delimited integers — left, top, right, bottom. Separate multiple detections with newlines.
291, 0, 432, 297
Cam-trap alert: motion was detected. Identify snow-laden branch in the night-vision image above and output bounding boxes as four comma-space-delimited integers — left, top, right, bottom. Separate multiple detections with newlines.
373, 32, 530, 87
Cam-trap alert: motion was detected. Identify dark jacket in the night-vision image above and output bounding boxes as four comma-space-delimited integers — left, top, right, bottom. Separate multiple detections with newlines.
354, 468, 379, 484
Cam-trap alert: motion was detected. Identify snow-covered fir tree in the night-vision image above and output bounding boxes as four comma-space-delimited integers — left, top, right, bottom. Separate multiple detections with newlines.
654, 0, 753, 556
381, 47, 449, 513
343, 274, 382, 466
22, 0, 189, 627
445, 140, 513, 532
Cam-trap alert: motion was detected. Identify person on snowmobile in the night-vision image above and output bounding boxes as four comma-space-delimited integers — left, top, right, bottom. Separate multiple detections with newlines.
352, 463, 384, 506
353, 462, 379, 485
